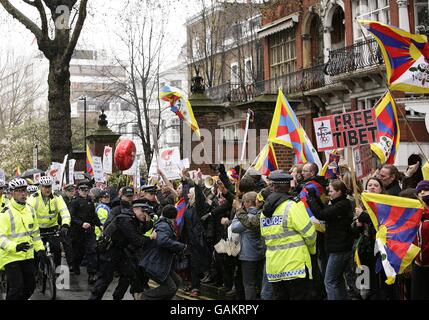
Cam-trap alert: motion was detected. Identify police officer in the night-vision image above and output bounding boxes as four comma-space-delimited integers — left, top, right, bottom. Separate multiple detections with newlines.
140, 185, 161, 216
106, 186, 134, 225
261, 170, 317, 300
0, 179, 9, 209
27, 176, 71, 267
89, 200, 156, 300
95, 190, 111, 239
60, 184, 75, 269
69, 180, 101, 284
0, 178, 45, 300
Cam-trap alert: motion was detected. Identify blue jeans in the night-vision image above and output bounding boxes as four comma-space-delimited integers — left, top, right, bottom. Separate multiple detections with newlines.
260, 261, 273, 300
324, 251, 351, 300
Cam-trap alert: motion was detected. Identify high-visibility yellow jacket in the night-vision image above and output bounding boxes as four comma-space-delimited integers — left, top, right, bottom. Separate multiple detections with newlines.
261, 199, 317, 283
0, 195, 9, 210
27, 191, 71, 229
0, 198, 45, 269
95, 204, 110, 239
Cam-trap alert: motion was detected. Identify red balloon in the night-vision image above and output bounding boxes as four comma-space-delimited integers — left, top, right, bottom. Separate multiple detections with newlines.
114, 139, 137, 171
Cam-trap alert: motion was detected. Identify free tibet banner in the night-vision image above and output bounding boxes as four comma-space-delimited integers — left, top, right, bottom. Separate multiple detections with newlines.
313, 109, 377, 151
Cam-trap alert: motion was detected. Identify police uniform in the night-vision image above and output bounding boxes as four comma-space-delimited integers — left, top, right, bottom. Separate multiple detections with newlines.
69, 181, 101, 279
95, 191, 111, 239
89, 200, 153, 300
0, 198, 45, 300
261, 171, 317, 300
27, 190, 71, 267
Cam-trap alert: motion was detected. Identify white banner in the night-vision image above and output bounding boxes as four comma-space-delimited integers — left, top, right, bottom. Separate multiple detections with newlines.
149, 147, 180, 180
0, 169, 5, 181
74, 171, 85, 181
48, 162, 62, 191
69, 159, 76, 185
103, 146, 113, 174
92, 156, 104, 183
59, 154, 69, 190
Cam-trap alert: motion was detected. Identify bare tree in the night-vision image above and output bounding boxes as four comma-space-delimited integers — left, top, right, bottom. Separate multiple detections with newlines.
100, 0, 167, 168
0, 0, 89, 162
0, 51, 44, 136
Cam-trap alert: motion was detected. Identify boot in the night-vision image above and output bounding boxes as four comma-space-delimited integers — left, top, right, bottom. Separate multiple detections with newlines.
133, 292, 145, 300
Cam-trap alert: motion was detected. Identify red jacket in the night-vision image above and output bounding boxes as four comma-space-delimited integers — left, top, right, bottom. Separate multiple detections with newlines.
415, 208, 429, 267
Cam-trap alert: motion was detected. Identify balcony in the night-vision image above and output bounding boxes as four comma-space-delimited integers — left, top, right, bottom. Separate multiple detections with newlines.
207, 64, 331, 103
325, 38, 383, 76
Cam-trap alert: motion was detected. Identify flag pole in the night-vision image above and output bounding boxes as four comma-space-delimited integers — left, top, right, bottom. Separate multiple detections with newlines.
240, 110, 252, 163
348, 147, 361, 209
357, 20, 429, 163
242, 143, 267, 178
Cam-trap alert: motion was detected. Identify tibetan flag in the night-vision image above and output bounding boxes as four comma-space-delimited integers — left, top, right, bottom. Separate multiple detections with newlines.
15, 166, 21, 177
299, 180, 326, 233
370, 92, 400, 164
160, 85, 200, 136
423, 160, 429, 180
175, 197, 187, 235
86, 144, 94, 177
269, 89, 322, 168
359, 20, 429, 93
319, 150, 340, 179
254, 143, 278, 176
361, 192, 423, 284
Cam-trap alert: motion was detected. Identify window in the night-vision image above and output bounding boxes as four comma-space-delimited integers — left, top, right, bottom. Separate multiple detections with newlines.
244, 58, 253, 84
231, 63, 239, 86
415, 0, 429, 35
120, 102, 132, 111
269, 28, 296, 78
193, 36, 201, 59
353, 0, 390, 41
232, 24, 243, 40
131, 124, 139, 136
357, 96, 382, 110
222, 124, 238, 141
167, 128, 180, 144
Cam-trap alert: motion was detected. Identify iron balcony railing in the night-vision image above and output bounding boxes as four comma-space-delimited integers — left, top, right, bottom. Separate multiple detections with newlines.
207, 63, 330, 103
325, 38, 384, 76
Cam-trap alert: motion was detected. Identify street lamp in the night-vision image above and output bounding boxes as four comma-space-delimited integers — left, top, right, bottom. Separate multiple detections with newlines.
79, 96, 87, 150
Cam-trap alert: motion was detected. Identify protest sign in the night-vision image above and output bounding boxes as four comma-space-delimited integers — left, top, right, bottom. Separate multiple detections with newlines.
93, 156, 104, 183
353, 145, 373, 180
103, 146, 113, 174
314, 109, 377, 151
69, 159, 76, 185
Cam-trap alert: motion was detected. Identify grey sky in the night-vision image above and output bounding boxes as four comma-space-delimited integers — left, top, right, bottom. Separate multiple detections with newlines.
0, 0, 204, 69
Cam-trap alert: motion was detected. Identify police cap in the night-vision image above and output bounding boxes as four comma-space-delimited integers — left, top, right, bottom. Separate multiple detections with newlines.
267, 170, 293, 185
140, 185, 157, 194
122, 186, 134, 196
77, 180, 90, 189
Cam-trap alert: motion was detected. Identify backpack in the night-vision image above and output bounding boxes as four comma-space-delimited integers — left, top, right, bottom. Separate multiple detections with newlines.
96, 213, 130, 253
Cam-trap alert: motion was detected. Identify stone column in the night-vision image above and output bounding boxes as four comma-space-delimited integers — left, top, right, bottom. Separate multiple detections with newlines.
397, 0, 410, 32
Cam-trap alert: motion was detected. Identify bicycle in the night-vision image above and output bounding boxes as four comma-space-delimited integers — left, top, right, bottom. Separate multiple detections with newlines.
0, 270, 6, 300
35, 231, 59, 300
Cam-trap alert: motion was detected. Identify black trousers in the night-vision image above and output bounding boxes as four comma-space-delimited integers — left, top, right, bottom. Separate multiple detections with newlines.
59, 232, 73, 267
71, 230, 97, 275
89, 252, 136, 300
4, 260, 36, 300
411, 264, 429, 300
143, 271, 182, 300
271, 277, 316, 300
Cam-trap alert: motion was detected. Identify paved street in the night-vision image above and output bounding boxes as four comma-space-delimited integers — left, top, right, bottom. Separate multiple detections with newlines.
31, 262, 133, 300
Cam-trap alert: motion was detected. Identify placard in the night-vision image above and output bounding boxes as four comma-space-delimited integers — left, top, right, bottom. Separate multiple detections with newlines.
314, 109, 377, 151
353, 145, 373, 180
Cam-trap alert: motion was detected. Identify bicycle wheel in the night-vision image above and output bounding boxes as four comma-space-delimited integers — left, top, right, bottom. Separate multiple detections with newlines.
44, 257, 56, 300
35, 263, 45, 294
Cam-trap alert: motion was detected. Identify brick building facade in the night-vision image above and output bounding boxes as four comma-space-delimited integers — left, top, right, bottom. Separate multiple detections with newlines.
186, 0, 429, 172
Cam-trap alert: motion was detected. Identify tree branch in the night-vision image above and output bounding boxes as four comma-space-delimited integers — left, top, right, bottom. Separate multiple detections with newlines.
62, 0, 88, 64
0, 0, 43, 40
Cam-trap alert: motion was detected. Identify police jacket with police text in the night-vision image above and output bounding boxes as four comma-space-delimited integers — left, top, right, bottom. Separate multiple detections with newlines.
69, 196, 101, 231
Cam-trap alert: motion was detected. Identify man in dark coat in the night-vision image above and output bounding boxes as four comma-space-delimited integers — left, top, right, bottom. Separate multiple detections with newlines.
69, 180, 102, 284
378, 164, 402, 196
89, 201, 155, 300
139, 205, 186, 300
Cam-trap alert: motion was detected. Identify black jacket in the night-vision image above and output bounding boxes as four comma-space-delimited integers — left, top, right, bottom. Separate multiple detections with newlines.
110, 209, 153, 254
105, 199, 132, 226
385, 180, 402, 196
262, 192, 293, 218
139, 217, 185, 283
307, 194, 354, 253
70, 195, 101, 232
